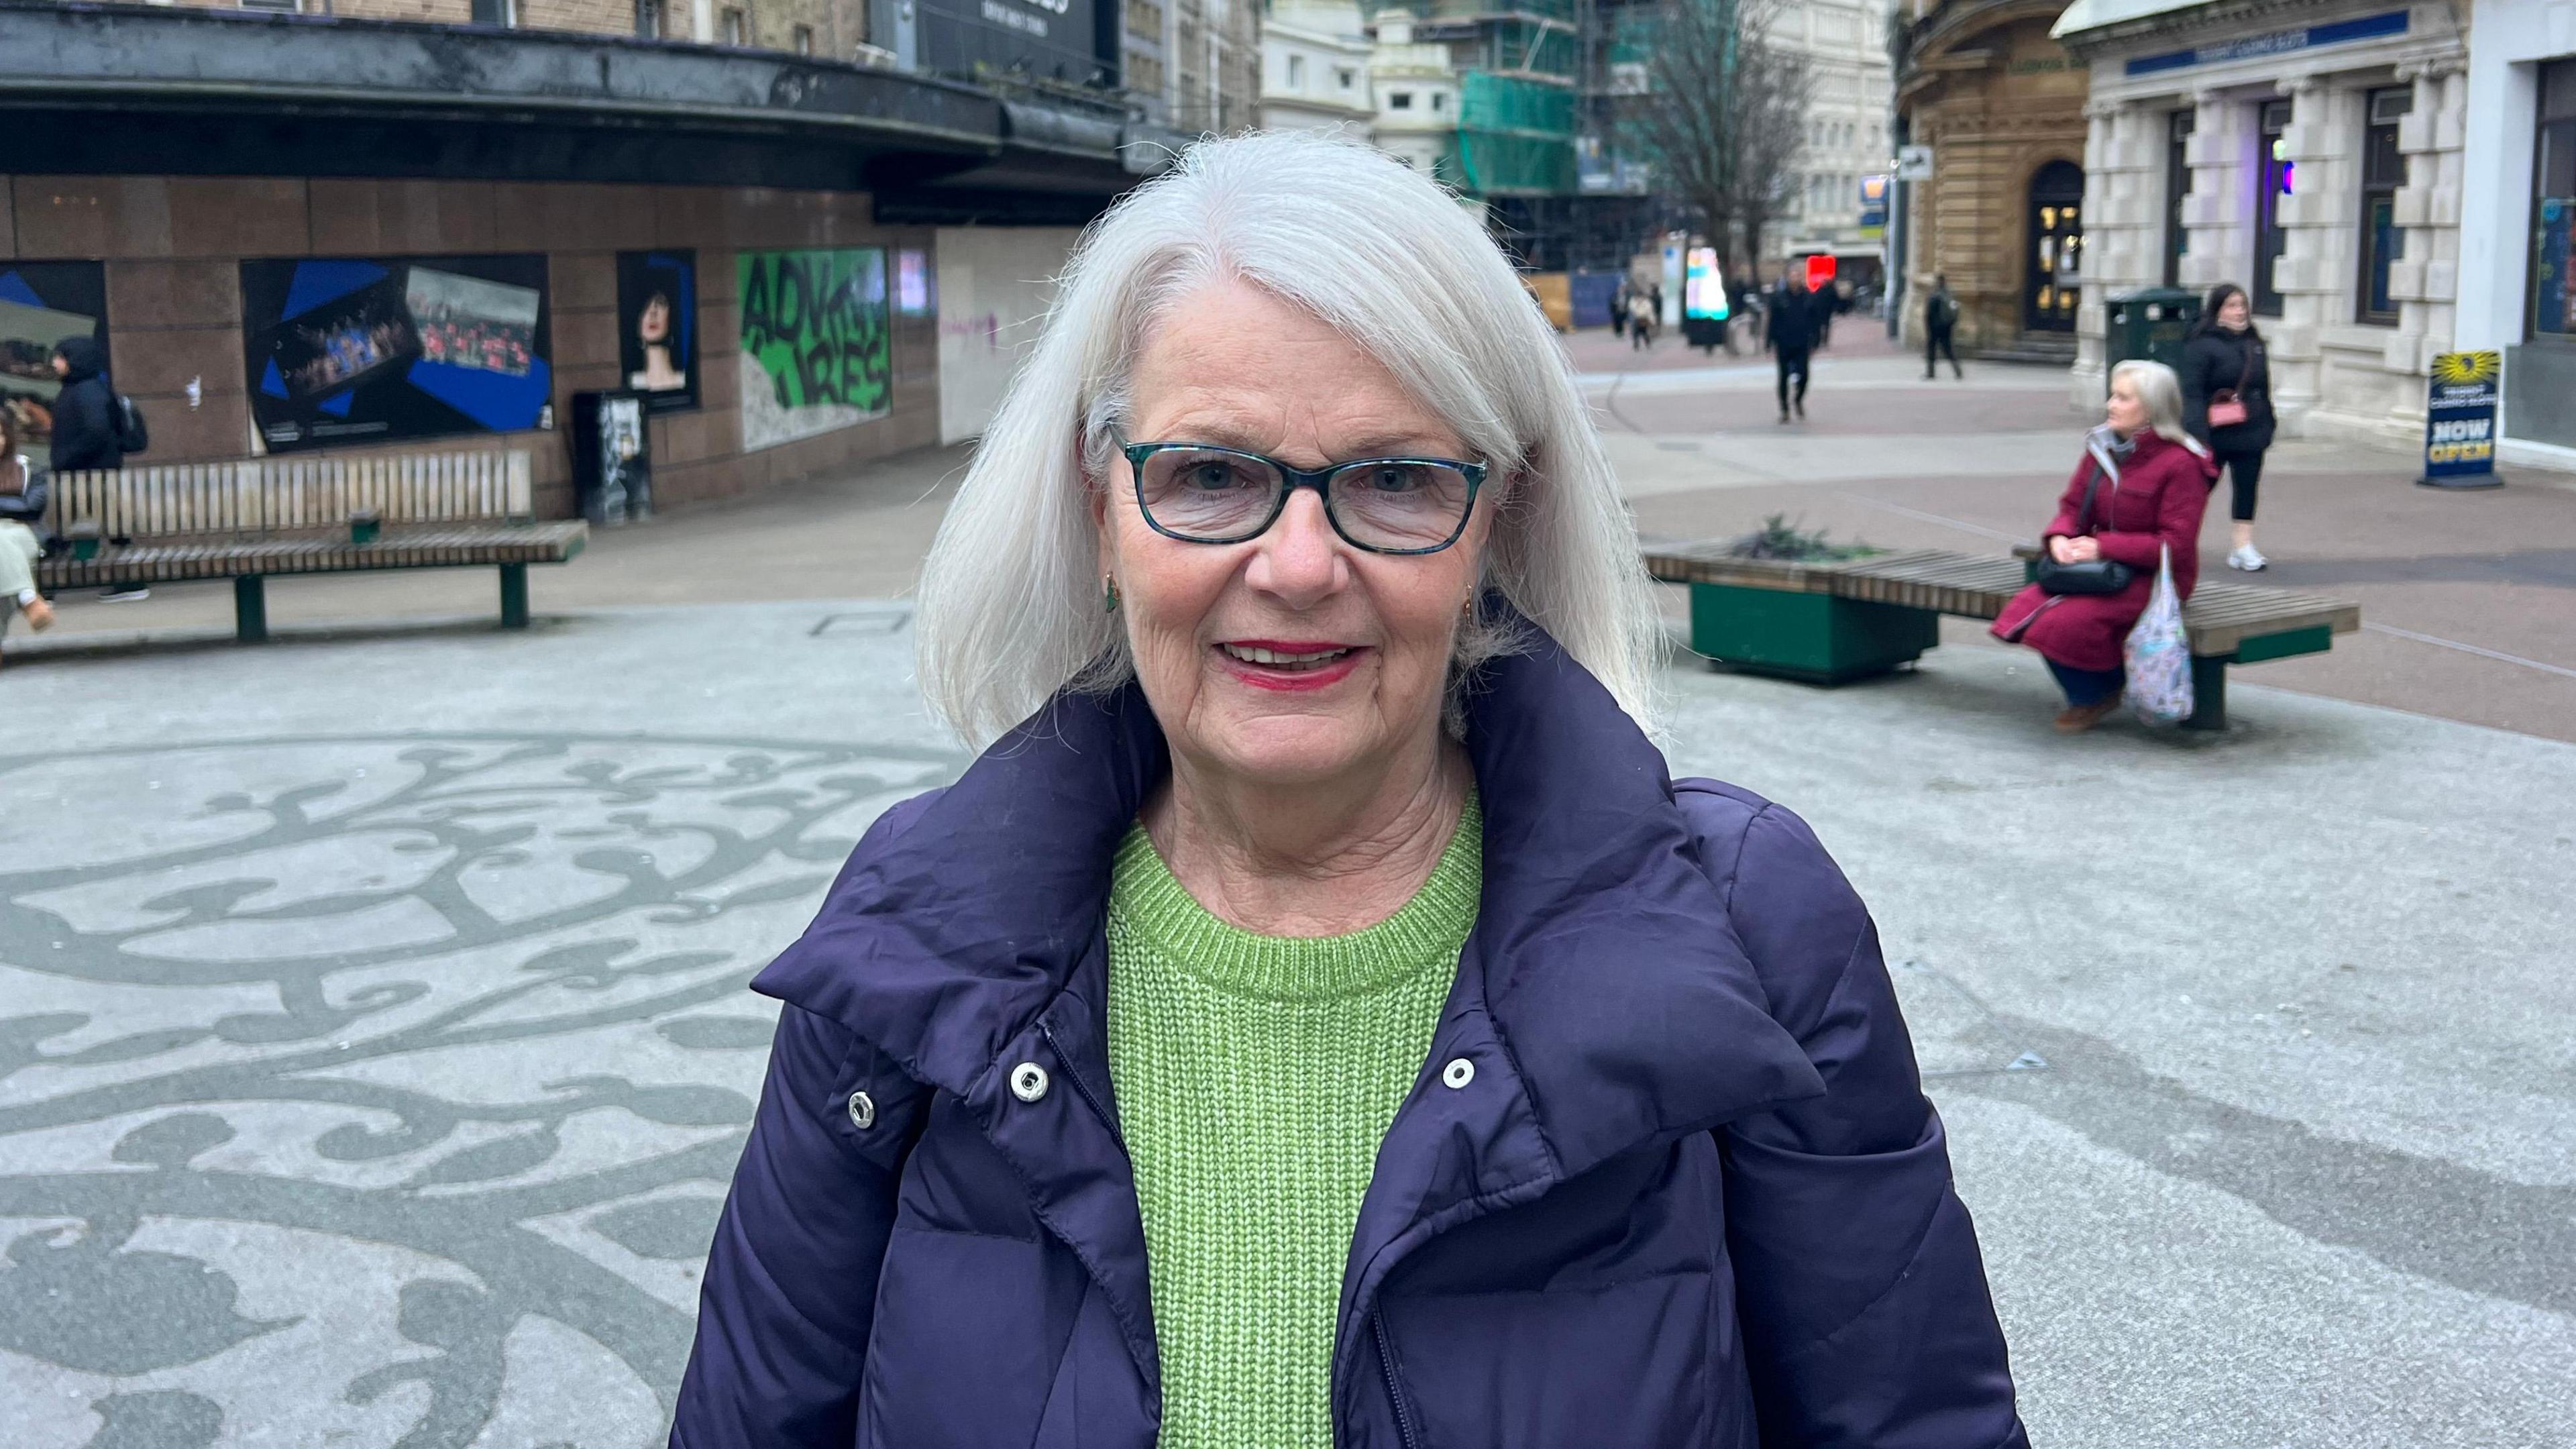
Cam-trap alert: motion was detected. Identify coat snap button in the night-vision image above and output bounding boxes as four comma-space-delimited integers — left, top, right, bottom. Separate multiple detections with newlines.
846, 1090, 875, 1130
1441, 1057, 1474, 1089
1010, 1063, 1051, 1103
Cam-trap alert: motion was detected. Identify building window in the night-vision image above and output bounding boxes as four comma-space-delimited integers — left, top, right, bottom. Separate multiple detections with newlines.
2527, 59, 2576, 341
793, 23, 813, 52
468, 0, 518, 22
1338, 67, 1355, 91
2163, 109, 2194, 288
1287, 54, 1305, 89
2253, 99, 2292, 317
2355, 87, 2412, 325
635, 0, 667, 36
1431, 91, 1444, 112
237, 0, 301, 11
721, 7, 746, 43
1390, 91, 1413, 109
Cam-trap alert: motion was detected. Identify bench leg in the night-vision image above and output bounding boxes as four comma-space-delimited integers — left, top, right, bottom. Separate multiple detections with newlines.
2183, 655, 2227, 731
498, 564, 529, 629
233, 576, 268, 643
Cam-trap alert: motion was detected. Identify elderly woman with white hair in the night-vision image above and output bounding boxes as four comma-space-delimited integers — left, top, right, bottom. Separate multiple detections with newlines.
1993, 359, 2219, 733
672, 131, 2025, 1449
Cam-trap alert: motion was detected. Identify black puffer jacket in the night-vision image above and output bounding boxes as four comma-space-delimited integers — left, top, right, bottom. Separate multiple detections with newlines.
48, 335, 122, 474
2180, 329, 2274, 453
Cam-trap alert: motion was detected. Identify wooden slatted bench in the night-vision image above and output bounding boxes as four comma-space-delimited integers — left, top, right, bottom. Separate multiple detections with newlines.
38, 449, 586, 641
1642, 542, 2361, 730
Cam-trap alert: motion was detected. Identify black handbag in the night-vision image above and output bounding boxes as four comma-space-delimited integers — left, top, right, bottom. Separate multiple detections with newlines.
2033, 462, 2134, 596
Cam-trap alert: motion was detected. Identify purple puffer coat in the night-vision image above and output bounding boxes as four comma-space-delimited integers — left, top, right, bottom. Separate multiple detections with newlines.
671, 628, 2027, 1449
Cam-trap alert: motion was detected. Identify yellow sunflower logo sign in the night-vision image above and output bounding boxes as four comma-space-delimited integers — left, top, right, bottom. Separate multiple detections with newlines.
2420, 350, 2501, 489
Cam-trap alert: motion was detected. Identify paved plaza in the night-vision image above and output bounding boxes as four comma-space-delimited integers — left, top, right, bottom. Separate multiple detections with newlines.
3, 331, 2572, 1448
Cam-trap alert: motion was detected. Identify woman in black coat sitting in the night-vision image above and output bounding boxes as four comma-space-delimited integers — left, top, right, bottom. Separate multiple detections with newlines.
2179, 283, 2274, 572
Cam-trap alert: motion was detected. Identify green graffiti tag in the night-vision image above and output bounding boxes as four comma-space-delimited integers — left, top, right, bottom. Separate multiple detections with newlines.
737, 249, 892, 419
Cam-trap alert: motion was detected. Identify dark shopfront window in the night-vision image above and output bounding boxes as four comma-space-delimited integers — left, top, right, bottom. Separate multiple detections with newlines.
2253, 99, 2291, 316
2531, 58, 2576, 342
2163, 109, 2194, 288
2357, 87, 2412, 325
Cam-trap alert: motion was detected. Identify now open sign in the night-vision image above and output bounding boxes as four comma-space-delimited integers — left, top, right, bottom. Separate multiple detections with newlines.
2420, 350, 2502, 489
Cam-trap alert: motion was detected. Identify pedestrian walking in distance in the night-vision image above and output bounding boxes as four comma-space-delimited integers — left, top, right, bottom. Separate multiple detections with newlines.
46, 337, 147, 602
2180, 282, 2275, 572
1765, 266, 1819, 421
669, 129, 2026, 1449
1992, 360, 2218, 732
1609, 277, 1630, 339
0, 409, 58, 663
1628, 284, 1658, 348
1924, 272, 1965, 380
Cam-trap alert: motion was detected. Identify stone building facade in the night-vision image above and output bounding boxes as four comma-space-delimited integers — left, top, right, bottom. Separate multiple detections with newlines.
1894, 0, 2089, 360
2454, 0, 2576, 468
2054, 0, 2468, 441
162, 0, 861, 52
1260, 0, 1377, 137
1769, 0, 1898, 286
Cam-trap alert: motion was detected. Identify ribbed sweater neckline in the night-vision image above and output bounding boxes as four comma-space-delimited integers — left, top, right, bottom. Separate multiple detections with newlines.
1108, 791, 1483, 1003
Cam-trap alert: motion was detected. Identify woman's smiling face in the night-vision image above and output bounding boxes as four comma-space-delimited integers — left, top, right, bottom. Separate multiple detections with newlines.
1097, 277, 1492, 789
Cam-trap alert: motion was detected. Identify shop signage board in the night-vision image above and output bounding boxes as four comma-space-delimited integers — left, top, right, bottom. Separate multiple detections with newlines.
2127, 9, 2406, 76
2418, 350, 2502, 489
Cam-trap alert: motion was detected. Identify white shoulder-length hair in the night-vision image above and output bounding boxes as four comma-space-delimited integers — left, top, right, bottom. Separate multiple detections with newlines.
2110, 359, 2210, 455
912, 129, 1662, 747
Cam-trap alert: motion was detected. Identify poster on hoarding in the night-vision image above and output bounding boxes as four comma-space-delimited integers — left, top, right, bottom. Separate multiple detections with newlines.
241, 254, 553, 453
736, 248, 892, 451
617, 250, 700, 415
2418, 350, 2500, 489
0, 262, 110, 472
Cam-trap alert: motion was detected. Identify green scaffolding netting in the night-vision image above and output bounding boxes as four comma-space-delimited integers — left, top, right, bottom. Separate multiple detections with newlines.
1456, 70, 1576, 195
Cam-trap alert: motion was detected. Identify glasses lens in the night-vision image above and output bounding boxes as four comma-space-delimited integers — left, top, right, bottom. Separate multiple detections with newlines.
1137, 448, 1283, 540
1329, 462, 1474, 550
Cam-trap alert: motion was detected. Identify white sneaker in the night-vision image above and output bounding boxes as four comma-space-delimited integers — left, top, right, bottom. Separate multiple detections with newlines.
2227, 544, 2268, 572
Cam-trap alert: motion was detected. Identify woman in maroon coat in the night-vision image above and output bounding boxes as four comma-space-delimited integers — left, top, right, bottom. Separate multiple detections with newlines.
1992, 359, 2218, 731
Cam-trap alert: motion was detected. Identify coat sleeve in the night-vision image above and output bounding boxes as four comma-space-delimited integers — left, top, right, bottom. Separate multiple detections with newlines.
669, 1006, 923, 1447
2094, 453, 2214, 574
1699, 796, 2027, 1449
0, 470, 46, 527
2180, 339, 2214, 441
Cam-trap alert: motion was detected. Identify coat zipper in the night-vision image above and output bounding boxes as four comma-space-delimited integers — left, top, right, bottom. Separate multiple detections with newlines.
1373, 1313, 1423, 1449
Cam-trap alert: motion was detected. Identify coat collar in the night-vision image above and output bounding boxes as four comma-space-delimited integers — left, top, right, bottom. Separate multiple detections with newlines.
755, 619, 1823, 1155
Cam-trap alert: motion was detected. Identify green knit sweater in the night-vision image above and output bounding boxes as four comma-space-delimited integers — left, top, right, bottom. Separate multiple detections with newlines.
1106, 795, 1482, 1449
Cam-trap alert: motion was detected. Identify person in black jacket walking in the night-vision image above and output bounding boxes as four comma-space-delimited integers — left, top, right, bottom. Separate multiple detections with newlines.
1923, 274, 1964, 379
1765, 268, 1819, 422
2179, 283, 2275, 572
48, 335, 147, 600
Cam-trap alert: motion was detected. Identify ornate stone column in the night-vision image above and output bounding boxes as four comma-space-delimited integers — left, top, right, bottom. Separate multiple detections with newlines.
2182, 85, 2250, 294
2392, 57, 2468, 373
2266, 72, 2337, 428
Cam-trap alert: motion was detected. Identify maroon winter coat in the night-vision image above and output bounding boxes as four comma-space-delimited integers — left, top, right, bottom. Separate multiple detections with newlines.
1991, 428, 2219, 672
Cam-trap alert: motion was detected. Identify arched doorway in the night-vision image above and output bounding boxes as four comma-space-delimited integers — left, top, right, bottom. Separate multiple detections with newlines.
2025, 160, 2085, 332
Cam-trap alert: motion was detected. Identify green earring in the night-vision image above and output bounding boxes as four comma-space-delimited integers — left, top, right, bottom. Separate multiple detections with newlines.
1103, 576, 1120, 612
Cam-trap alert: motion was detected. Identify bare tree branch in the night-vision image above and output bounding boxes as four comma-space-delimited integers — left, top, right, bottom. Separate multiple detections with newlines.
1617, 0, 1812, 276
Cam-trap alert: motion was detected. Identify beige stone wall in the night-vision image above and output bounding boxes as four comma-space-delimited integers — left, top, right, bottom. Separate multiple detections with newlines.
1898, 5, 2088, 353
0, 176, 940, 517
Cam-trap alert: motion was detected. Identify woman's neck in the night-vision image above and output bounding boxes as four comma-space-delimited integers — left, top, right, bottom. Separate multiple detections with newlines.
1144, 731, 1472, 938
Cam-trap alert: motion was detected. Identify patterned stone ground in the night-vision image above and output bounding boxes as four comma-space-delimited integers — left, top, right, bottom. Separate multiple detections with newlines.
5, 598, 2571, 1448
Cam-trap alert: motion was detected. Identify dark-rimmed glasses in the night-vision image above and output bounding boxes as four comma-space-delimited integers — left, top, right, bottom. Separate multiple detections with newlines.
1114, 430, 1486, 555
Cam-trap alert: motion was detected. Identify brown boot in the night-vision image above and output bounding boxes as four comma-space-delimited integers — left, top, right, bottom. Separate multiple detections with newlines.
2053, 694, 2123, 733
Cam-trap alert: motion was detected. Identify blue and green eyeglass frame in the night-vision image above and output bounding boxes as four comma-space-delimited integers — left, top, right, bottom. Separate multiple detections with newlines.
1111, 427, 1489, 557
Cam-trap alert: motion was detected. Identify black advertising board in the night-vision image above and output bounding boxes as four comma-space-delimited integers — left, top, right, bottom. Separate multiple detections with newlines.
0, 261, 111, 470
241, 255, 554, 453
2418, 350, 2502, 489
616, 250, 701, 415
916, 0, 1104, 85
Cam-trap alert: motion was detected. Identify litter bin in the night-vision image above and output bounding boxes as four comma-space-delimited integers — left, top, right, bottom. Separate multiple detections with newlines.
2103, 286, 2200, 390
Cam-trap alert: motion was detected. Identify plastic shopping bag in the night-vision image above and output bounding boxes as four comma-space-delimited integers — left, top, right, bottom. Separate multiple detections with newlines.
2124, 544, 2194, 724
